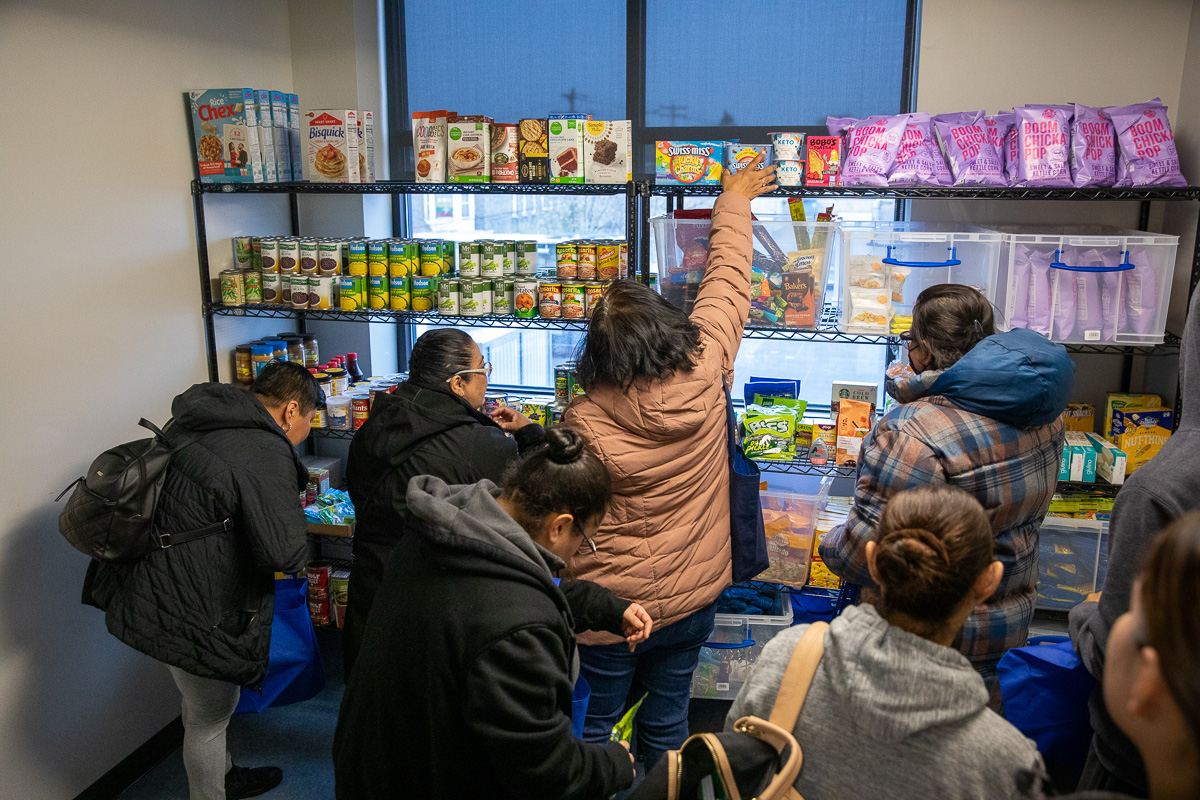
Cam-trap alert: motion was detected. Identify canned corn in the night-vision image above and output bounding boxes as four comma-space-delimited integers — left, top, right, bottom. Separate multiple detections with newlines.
389, 276, 410, 310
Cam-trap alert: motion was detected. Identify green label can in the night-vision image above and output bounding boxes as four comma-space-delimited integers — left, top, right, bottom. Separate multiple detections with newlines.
492, 278, 514, 315
438, 278, 460, 316
299, 239, 320, 274
290, 275, 310, 309
410, 275, 435, 312
234, 236, 254, 269
458, 241, 481, 277
243, 269, 263, 303
340, 275, 365, 311
499, 241, 516, 276
480, 241, 502, 278
554, 365, 570, 405
348, 241, 368, 275
309, 274, 335, 309
278, 239, 300, 273
318, 240, 342, 274
516, 241, 538, 275
389, 276, 410, 310
259, 238, 280, 273
368, 274, 388, 309
440, 241, 455, 275
262, 269, 283, 304
219, 269, 245, 306
388, 241, 412, 277
514, 278, 538, 318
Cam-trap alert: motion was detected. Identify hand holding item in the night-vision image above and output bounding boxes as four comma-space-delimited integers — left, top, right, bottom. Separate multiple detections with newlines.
621, 603, 654, 652
490, 405, 533, 432
722, 152, 779, 201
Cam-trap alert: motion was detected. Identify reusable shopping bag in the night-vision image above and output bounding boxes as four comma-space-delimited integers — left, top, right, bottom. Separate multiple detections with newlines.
237, 576, 326, 712
725, 384, 769, 583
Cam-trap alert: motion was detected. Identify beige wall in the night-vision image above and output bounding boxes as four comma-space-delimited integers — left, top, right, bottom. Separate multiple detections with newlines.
0, 2, 294, 797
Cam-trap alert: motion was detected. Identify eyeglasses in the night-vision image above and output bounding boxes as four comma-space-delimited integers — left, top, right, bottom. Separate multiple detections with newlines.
579, 528, 597, 555
446, 362, 492, 383
898, 330, 919, 350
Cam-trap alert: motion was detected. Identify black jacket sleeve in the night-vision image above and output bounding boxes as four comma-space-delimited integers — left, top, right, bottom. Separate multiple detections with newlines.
513, 423, 546, 453
559, 578, 630, 635
462, 426, 524, 485
231, 439, 308, 573
465, 625, 634, 799
1070, 484, 1177, 677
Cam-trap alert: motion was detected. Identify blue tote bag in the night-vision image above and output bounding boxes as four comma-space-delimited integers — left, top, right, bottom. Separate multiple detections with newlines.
998, 635, 1095, 786
724, 385, 769, 583
237, 575, 326, 713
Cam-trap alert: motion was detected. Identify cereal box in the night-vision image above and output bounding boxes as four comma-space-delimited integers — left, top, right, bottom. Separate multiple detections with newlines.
186, 89, 263, 183
725, 144, 775, 175
255, 90, 279, 182
490, 124, 519, 183
287, 94, 303, 181
303, 109, 360, 183
1111, 407, 1173, 473
518, 118, 549, 184
447, 117, 491, 183
584, 120, 632, 184
412, 110, 451, 183
359, 110, 376, 183
805, 136, 842, 186
270, 91, 292, 181
549, 114, 588, 184
655, 141, 723, 185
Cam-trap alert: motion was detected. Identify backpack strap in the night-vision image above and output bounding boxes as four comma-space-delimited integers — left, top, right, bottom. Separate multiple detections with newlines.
156, 518, 233, 550
768, 621, 829, 730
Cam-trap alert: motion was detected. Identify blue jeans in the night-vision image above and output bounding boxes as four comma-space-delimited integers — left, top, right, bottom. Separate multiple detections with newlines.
579, 602, 717, 772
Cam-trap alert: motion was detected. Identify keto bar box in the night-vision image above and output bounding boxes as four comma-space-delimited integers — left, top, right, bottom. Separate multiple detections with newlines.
584, 120, 632, 184
303, 109, 360, 183
549, 114, 589, 184
186, 89, 264, 183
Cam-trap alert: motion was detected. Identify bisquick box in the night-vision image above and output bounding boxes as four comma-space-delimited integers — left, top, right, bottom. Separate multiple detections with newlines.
303, 109, 360, 183
186, 89, 263, 183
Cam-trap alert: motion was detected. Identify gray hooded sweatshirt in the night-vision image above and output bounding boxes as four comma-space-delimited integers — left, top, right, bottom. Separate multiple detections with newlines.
1069, 287, 1200, 791
726, 604, 1041, 800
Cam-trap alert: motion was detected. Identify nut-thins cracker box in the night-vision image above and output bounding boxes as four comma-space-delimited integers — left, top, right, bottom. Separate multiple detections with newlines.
186, 89, 263, 183
1111, 407, 1173, 474
584, 120, 632, 184
303, 109, 360, 183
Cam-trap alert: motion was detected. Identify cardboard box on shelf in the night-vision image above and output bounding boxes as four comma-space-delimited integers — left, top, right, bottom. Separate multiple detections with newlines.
831, 381, 879, 418
1059, 442, 1073, 482
303, 109, 360, 183
1086, 432, 1127, 485
517, 118, 549, 184
256, 90, 279, 182
185, 88, 263, 183
287, 94, 302, 181
1104, 393, 1161, 439
270, 91, 292, 181
549, 115, 587, 184
1111, 407, 1174, 474
1063, 403, 1096, 433
655, 141, 723, 185
584, 120, 632, 184
307, 521, 354, 538
301, 455, 344, 489
1065, 432, 1097, 482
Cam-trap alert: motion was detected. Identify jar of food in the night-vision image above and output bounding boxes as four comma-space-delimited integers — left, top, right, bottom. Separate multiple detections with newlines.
325, 395, 352, 430
266, 339, 288, 361
302, 334, 319, 368
251, 344, 273, 377
285, 335, 306, 365
234, 344, 254, 385
314, 371, 331, 399
325, 368, 349, 396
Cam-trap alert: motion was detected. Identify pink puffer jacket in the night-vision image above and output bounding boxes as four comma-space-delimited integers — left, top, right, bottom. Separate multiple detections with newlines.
564, 193, 753, 643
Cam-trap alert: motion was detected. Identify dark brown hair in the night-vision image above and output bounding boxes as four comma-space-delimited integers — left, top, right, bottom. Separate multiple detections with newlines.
574, 279, 702, 390
1140, 512, 1200, 750
912, 284, 996, 371
500, 427, 612, 538
873, 484, 994, 623
408, 328, 477, 390
252, 360, 324, 414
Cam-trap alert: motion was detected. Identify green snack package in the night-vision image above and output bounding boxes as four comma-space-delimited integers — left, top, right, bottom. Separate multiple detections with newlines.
610, 693, 648, 743
742, 404, 798, 461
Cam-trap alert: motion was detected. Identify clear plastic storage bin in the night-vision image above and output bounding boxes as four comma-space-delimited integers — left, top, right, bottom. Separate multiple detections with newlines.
990, 226, 1178, 346
1037, 517, 1111, 611
651, 215, 839, 329
691, 587, 793, 701
839, 223, 1005, 334
757, 478, 833, 588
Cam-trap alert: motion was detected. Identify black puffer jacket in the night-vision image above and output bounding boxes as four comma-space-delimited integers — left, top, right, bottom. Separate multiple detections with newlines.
343, 381, 544, 674
83, 383, 309, 688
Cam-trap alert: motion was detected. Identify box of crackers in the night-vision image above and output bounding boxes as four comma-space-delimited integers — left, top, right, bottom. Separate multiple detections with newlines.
518, 118, 549, 184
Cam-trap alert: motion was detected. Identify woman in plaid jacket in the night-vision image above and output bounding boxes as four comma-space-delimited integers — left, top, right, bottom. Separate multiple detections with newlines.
820, 284, 1074, 698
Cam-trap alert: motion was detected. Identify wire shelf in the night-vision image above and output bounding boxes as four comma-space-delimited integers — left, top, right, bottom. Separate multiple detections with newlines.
741, 303, 897, 344
197, 179, 634, 196
649, 184, 1200, 201
209, 304, 589, 330
752, 456, 858, 479
1062, 332, 1181, 356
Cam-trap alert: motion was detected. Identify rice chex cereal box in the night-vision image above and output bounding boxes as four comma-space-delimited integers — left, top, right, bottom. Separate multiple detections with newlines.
186, 89, 263, 183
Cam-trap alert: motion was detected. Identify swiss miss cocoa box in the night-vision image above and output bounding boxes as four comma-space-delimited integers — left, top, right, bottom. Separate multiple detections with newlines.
186, 89, 263, 183
303, 109, 360, 183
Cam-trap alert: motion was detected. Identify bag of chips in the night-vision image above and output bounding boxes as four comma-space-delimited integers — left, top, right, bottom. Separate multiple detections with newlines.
889, 113, 952, 186
832, 115, 906, 187
932, 111, 1007, 186
1014, 105, 1074, 187
1011, 243, 1053, 336
742, 405, 798, 461
985, 113, 1016, 186
1124, 246, 1162, 335
836, 399, 872, 467
1104, 98, 1187, 187
1071, 104, 1117, 187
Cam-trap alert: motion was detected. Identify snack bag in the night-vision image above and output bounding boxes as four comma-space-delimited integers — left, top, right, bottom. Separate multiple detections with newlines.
847, 288, 892, 333
836, 115, 906, 187
1071, 104, 1117, 187
1051, 266, 1078, 341
836, 399, 872, 467
933, 111, 1007, 186
1068, 247, 1122, 341
743, 405, 799, 461
1005, 125, 1020, 185
1105, 98, 1187, 187
1008, 243, 1054, 335
610, 693, 648, 744
1014, 105, 1074, 187
1124, 245, 1162, 335
889, 113, 952, 186
846, 255, 888, 290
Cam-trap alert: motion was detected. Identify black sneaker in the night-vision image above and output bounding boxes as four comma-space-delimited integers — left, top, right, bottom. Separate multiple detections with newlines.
225, 764, 283, 799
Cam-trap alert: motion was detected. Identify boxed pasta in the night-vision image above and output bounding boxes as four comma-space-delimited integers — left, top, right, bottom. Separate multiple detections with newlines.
549, 114, 588, 184
584, 120, 632, 184
186, 89, 264, 183
447, 116, 490, 183
255, 90, 279, 182
303, 109, 360, 183
518, 118, 550, 184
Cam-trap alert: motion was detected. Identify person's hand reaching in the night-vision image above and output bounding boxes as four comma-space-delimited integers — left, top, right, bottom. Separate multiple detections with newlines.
721, 152, 778, 201
621, 603, 654, 652
490, 405, 533, 432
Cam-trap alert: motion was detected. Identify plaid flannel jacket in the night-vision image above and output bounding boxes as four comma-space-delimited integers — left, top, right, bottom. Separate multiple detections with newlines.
819, 370, 1066, 673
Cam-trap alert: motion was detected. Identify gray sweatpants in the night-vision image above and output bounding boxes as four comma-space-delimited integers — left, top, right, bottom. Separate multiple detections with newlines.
167, 665, 240, 800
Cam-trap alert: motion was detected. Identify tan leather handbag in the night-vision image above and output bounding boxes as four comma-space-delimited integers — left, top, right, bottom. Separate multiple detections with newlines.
629, 621, 828, 800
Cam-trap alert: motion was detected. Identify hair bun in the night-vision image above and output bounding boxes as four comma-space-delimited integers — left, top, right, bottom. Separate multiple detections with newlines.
545, 427, 585, 464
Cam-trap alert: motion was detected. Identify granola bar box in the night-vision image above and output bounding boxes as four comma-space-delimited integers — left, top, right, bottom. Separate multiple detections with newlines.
584, 120, 632, 184
186, 89, 262, 183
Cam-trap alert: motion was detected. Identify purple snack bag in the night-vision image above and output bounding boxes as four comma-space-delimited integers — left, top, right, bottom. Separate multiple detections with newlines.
1064, 247, 1105, 341
933, 111, 1007, 186
1015, 105, 1073, 187
889, 113, 952, 186
1051, 266, 1077, 340
1124, 246, 1161, 335
1022, 244, 1054, 336
1105, 99, 1187, 187
1007, 248, 1032, 330
839, 115, 906, 187
1071, 105, 1116, 187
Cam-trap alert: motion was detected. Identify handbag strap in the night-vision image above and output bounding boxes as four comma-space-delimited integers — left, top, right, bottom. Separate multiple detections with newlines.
768, 622, 829, 730
723, 382, 739, 455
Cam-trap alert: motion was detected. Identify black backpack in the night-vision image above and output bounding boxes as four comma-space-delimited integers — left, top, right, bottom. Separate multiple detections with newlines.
57, 418, 231, 563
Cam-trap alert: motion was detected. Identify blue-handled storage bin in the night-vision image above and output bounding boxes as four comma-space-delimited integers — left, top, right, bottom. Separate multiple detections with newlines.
690, 586, 792, 700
